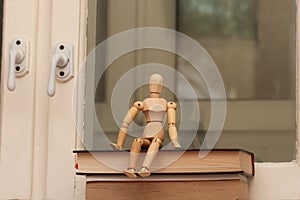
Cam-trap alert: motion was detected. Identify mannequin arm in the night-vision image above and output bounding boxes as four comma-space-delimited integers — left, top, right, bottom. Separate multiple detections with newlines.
167, 102, 181, 148
111, 101, 144, 150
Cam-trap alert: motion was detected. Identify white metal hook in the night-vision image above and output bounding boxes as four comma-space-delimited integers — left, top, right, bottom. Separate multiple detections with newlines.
47, 54, 68, 97
8, 49, 25, 91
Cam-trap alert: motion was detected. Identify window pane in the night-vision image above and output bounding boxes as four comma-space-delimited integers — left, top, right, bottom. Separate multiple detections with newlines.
86, 0, 296, 162
177, 0, 296, 100
176, 0, 296, 162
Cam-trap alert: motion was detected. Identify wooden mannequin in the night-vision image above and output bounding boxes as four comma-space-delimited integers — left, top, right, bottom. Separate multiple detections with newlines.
111, 73, 181, 178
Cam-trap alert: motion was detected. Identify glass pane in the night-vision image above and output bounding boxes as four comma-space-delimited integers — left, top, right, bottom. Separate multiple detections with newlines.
177, 0, 296, 100
175, 0, 296, 162
85, 0, 296, 162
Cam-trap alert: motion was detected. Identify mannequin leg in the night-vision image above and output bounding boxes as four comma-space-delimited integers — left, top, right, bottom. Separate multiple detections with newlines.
138, 138, 162, 177
124, 138, 150, 178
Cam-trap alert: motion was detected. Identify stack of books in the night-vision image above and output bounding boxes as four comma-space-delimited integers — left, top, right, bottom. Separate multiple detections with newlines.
74, 149, 254, 199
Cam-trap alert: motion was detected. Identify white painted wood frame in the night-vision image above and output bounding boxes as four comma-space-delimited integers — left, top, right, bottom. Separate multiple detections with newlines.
0, 0, 87, 199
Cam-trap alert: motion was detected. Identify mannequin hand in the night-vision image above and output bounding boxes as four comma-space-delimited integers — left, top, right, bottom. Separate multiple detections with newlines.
171, 140, 181, 149
111, 143, 122, 150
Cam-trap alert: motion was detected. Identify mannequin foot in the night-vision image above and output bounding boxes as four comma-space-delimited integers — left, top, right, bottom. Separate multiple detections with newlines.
124, 168, 137, 178
138, 167, 151, 177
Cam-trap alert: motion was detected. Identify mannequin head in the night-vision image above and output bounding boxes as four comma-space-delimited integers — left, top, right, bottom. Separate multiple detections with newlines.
149, 73, 163, 98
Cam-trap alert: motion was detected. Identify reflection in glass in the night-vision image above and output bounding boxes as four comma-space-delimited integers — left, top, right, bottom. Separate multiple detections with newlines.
177, 0, 295, 100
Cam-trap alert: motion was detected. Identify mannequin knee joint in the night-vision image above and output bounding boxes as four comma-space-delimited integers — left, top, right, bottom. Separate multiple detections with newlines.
153, 138, 162, 145
134, 138, 143, 144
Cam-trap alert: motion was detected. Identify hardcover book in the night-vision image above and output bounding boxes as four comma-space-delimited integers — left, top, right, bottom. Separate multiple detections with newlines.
74, 149, 254, 177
